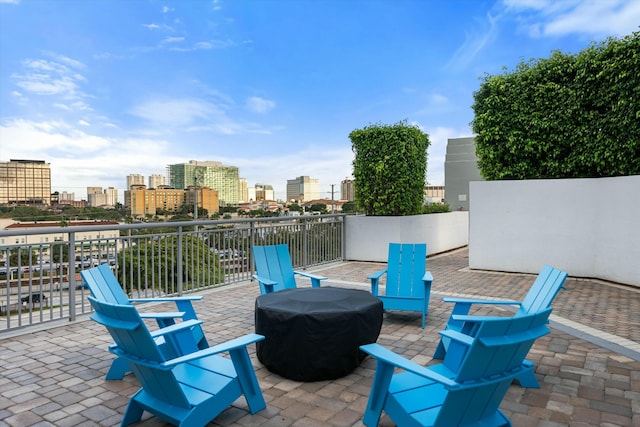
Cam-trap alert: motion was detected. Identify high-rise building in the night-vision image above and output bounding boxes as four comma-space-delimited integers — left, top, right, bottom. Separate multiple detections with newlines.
126, 174, 145, 190
0, 159, 51, 206
167, 160, 239, 206
255, 183, 275, 201
148, 174, 165, 189
340, 178, 355, 201
286, 176, 320, 203
238, 178, 248, 203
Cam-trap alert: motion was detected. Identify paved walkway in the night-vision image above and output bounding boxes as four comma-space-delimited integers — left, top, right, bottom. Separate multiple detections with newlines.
1, 247, 639, 426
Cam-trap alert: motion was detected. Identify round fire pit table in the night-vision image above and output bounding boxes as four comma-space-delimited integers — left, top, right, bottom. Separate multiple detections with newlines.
254, 287, 383, 381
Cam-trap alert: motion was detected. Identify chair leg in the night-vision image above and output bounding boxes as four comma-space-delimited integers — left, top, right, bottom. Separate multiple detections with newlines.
363, 360, 394, 427
433, 336, 449, 360
515, 361, 541, 388
229, 347, 266, 414
106, 356, 131, 380
121, 397, 145, 426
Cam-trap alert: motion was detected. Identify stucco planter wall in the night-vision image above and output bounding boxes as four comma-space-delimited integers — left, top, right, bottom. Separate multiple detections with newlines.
469, 175, 640, 287
344, 212, 469, 262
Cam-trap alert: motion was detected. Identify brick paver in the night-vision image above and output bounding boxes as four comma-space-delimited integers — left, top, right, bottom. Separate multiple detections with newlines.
1, 247, 638, 426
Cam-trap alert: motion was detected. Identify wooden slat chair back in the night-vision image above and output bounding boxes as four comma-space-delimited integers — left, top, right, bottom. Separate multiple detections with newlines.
252, 244, 327, 294
519, 265, 568, 314
360, 308, 552, 427
81, 263, 208, 380
368, 243, 433, 328
433, 264, 567, 388
88, 296, 266, 427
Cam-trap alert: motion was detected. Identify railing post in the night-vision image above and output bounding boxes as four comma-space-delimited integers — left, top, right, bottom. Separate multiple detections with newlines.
249, 220, 256, 277
177, 226, 183, 295
68, 231, 76, 322
302, 217, 308, 268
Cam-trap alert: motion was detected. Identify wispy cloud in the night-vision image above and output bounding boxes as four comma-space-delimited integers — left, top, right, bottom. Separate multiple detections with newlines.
143, 23, 174, 32
446, 12, 501, 71
503, 0, 640, 38
129, 98, 219, 127
245, 96, 276, 114
10, 53, 92, 113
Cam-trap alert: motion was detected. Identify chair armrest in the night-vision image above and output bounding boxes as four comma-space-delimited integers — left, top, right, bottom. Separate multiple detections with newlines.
450, 314, 509, 323
367, 269, 387, 281
294, 270, 328, 288
294, 271, 327, 281
129, 296, 203, 303
163, 333, 265, 368
252, 274, 278, 293
368, 269, 387, 296
443, 297, 521, 306
139, 311, 185, 320
252, 274, 277, 286
360, 343, 457, 388
422, 271, 433, 283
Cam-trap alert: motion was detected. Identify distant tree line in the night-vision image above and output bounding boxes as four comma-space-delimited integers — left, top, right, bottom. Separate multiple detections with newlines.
472, 30, 640, 180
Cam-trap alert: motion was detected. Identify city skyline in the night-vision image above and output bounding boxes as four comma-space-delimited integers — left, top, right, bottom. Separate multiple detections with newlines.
1, 1, 638, 200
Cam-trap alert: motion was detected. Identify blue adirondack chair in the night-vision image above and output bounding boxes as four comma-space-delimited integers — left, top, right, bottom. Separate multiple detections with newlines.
252, 244, 328, 294
368, 243, 433, 328
360, 307, 553, 427
81, 263, 208, 380
433, 264, 568, 388
88, 296, 266, 427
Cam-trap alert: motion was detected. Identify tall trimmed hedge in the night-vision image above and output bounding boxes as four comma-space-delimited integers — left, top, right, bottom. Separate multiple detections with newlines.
472, 30, 640, 180
349, 120, 429, 216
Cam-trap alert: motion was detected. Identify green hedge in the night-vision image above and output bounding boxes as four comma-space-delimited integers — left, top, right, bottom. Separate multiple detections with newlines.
472, 30, 640, 180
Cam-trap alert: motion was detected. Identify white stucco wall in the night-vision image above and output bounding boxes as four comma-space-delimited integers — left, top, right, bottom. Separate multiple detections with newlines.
345, 212, 469, 262
468, 175, 640, 286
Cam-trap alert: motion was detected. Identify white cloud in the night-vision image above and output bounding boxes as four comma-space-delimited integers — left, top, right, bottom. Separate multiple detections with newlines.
163, 36, 185, 43
503, 0, 640, 38
229, 145, 354, 200
245, 96, 276, 114
129, 98, 220, 127
0, 118, 181, 197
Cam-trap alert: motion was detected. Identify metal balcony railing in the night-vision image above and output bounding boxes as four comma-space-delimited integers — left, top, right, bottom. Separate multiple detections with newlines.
0, 214, 345, 332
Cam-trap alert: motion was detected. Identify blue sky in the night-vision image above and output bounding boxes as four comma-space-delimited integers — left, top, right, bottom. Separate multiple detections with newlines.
1, 0, 638, 202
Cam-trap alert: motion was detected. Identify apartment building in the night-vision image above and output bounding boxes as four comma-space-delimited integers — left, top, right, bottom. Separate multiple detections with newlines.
127, 185, 219, 218
148, 174, 165, 189
0, 159, 51, 206
126, 174, 145, 190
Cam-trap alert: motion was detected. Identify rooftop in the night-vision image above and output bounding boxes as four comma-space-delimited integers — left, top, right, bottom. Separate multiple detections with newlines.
2, 247, 639, 426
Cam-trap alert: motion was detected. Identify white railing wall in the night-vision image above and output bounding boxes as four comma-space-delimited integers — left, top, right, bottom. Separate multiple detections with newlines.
468, 175, 640, 287
344, 212, 469, 262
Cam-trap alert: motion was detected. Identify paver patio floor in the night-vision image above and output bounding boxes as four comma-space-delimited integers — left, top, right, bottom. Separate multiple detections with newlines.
1, 247, 639, 426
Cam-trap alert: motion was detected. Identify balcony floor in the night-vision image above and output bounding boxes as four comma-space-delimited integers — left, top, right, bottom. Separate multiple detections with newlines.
1, 247, 639, 426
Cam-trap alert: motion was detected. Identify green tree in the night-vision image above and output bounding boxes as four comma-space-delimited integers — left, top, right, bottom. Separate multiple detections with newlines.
309, 203, 328, 213
287, 203, 303, 213
117, 234, 223, 293
349, 120, 429, 216
472, 31, 640, 180
341, 201, 357, 214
